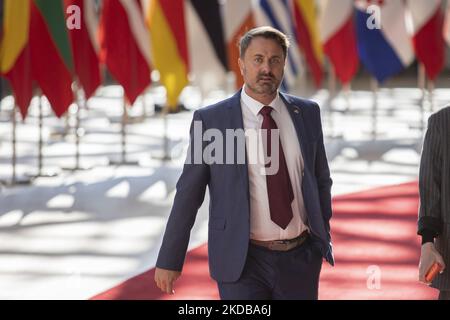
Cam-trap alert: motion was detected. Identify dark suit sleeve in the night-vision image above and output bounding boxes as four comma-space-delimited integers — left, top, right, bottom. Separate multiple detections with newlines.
313, 103, 333, 240
156, 110, 210, 271
418, 113, 443, 237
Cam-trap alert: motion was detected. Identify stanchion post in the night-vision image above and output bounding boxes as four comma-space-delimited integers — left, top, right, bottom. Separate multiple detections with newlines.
370, 78, 379, 141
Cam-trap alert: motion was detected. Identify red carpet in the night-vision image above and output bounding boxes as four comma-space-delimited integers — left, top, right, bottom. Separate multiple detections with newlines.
92, 182, 439, 300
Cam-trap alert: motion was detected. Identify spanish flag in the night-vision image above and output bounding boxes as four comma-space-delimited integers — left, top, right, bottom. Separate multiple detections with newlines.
30, 0, 74, 117
293, 0, 323, 88
0, 0, 32, 119
147, 0, 189, 110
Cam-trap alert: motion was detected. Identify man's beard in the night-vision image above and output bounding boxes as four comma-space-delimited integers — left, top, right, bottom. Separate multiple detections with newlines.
247, 72, 281, 95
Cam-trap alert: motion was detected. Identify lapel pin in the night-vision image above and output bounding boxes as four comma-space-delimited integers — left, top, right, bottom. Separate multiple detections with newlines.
294, 108, 300, 114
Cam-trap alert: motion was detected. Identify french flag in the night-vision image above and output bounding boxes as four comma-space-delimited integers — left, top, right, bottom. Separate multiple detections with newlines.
320, 0, 359, 85
407, 0, 445, 81
355, 0, 414, 83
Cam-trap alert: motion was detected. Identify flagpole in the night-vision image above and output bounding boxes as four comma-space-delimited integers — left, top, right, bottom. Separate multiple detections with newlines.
0, 85, 33, 187
75, 93, 82, 169
418, 63, 426, 136
427, 79, 434, 113
62, 81, 91, 171
326, 65, 337, 138
31, 93, 59, 179
38, 95, 44, 176
370, 78, 379, 141
152, 104, 172, 162
121, 96, 127, 163
1, 104, 32, 187
37, 94, 43, 177
141, 88, 148, 121
12, 104, 17, 184
162, 105, 171, 161
109, 94, 139, 166
343, 82, 352, 114
73, 82, 90, 170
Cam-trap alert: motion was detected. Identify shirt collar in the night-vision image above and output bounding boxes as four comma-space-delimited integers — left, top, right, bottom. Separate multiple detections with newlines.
241, 85, 281, 117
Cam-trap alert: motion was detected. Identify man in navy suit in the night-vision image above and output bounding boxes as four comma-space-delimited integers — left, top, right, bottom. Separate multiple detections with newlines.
155, 26, 334, 300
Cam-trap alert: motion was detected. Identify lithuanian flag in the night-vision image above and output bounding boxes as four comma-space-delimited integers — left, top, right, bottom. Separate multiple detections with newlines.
147, 0, 189, 110
30, 0, 74, 117
0, 0, 33, 119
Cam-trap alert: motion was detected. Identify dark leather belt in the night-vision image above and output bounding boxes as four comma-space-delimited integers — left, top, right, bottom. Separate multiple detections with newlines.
250, 230, 309, 251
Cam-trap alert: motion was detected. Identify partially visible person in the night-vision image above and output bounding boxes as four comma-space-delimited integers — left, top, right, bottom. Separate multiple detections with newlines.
418, 106, 450, 300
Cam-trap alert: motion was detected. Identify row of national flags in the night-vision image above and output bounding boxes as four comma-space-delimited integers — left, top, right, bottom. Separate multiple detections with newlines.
1, 0, 450, 120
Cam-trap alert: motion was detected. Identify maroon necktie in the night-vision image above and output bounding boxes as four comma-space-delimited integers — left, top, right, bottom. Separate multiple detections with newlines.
259, 106, 294, 229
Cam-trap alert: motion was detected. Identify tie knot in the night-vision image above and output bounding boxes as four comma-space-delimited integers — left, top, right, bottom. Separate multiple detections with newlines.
259, 106, 273, 117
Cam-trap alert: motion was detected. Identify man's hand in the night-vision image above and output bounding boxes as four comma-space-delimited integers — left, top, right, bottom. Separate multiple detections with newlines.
419, 242, 446, 284
155, 267, 181, 294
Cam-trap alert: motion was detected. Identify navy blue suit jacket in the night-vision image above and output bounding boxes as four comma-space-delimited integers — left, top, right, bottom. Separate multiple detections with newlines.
156, 90, 334, 282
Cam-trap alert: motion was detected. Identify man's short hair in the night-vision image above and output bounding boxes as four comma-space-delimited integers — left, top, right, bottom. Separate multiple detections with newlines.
239, 26, 290, 59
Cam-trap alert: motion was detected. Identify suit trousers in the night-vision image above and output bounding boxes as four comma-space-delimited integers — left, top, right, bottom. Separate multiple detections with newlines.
217, 237, 323, 300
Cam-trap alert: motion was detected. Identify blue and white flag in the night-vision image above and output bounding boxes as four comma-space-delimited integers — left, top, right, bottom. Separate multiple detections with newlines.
355, 0, 414, 83
253, 0, 304, 92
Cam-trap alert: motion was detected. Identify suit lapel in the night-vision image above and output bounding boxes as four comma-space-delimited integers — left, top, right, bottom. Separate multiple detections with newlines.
279, 92, 309, 163
227, 90, 250, 197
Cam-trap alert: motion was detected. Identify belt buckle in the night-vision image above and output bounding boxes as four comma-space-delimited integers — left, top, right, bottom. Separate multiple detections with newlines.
269, 242, 286, 251
270, 241, 291, 251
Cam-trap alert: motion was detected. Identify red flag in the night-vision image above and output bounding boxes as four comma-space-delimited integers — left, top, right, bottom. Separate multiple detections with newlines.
99, 0, 151, 104
65, 0, 101, 99
320, 0, 359, 85
408, 0, 445, 81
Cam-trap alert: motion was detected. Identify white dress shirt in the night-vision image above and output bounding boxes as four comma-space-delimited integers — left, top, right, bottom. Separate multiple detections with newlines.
240, 86, 309, 241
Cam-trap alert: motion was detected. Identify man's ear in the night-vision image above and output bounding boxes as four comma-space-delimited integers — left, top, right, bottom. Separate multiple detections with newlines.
238, 58, 244, 76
